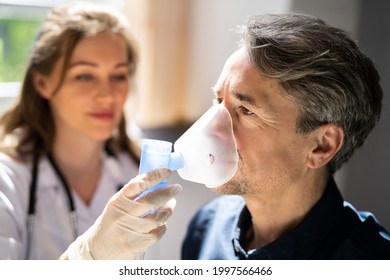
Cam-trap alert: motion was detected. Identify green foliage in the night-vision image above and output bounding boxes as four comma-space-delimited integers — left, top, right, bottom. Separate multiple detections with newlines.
0, 19, 40, 82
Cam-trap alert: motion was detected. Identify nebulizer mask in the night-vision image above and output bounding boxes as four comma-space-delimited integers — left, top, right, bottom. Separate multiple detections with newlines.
137, 103, 238, 197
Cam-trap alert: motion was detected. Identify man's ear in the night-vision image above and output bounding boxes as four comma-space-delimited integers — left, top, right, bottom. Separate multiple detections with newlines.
32, 70, 52, 100
307, 124, 344, 169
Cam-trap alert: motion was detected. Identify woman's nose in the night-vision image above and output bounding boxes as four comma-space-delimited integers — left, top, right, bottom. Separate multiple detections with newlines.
95, 80, 114, 102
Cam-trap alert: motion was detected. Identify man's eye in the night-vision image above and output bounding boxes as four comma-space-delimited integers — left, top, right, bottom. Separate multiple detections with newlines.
239, 106, 254, 116
213, 98, 223, 105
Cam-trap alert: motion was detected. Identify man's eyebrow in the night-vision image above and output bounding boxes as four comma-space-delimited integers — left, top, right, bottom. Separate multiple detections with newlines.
211, 87, 260, 108
234, 92, 259, 108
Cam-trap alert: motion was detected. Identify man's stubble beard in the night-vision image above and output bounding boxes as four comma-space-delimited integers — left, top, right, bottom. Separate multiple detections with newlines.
212, 154, 256, 196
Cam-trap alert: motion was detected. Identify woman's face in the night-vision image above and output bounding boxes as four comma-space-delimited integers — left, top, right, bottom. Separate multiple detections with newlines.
35, 31, 130, 143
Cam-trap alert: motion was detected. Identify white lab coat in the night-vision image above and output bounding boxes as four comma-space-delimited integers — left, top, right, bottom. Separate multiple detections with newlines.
0, 151, 138, 259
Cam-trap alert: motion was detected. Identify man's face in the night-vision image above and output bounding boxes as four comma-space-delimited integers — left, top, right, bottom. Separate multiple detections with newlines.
212, 47, 314, 196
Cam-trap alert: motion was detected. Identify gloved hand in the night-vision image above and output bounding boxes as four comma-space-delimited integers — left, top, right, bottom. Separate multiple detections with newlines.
64, 168, 182, 260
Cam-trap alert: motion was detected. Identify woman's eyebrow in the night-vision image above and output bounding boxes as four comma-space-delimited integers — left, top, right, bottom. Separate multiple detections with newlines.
68, 61, 128, 68
69, 61, 97, 68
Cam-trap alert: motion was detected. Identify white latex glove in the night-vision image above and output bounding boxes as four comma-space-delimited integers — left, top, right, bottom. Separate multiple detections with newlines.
65, 168, 182, 260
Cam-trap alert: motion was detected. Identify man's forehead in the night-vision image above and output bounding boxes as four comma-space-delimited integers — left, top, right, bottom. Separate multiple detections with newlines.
213, 48, 251, 89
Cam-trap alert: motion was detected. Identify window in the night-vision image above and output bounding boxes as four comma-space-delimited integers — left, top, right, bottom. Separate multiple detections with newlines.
0, 1, 48, 112
0, 18, 42, 82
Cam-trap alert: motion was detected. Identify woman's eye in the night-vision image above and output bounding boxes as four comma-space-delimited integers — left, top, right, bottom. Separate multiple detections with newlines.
239, 106, 254, 116
76, 74, 93, 81
111, 74, 127, 81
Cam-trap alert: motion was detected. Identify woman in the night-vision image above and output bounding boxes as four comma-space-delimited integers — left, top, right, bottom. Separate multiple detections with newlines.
0, 2, 182, 259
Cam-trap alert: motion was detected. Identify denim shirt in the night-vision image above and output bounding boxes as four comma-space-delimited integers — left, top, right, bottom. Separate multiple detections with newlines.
181, 178, 390, 260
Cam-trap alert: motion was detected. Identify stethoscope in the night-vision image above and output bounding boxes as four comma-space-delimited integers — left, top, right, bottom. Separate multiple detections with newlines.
24, 146, 133, 259
26, 153, 78, 259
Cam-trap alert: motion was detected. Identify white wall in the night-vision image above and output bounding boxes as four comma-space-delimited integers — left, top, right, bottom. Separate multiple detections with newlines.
0, 83, 19, 112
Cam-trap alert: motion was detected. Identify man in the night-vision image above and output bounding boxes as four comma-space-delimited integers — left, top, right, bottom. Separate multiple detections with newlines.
181, 13, 390, 259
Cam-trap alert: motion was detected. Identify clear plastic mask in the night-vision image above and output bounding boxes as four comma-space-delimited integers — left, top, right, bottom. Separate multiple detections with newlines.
138, 104, 238, 191
170, 103, 238, 187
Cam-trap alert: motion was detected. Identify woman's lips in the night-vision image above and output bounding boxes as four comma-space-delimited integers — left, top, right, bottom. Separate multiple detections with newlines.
89, 111, 114, 120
